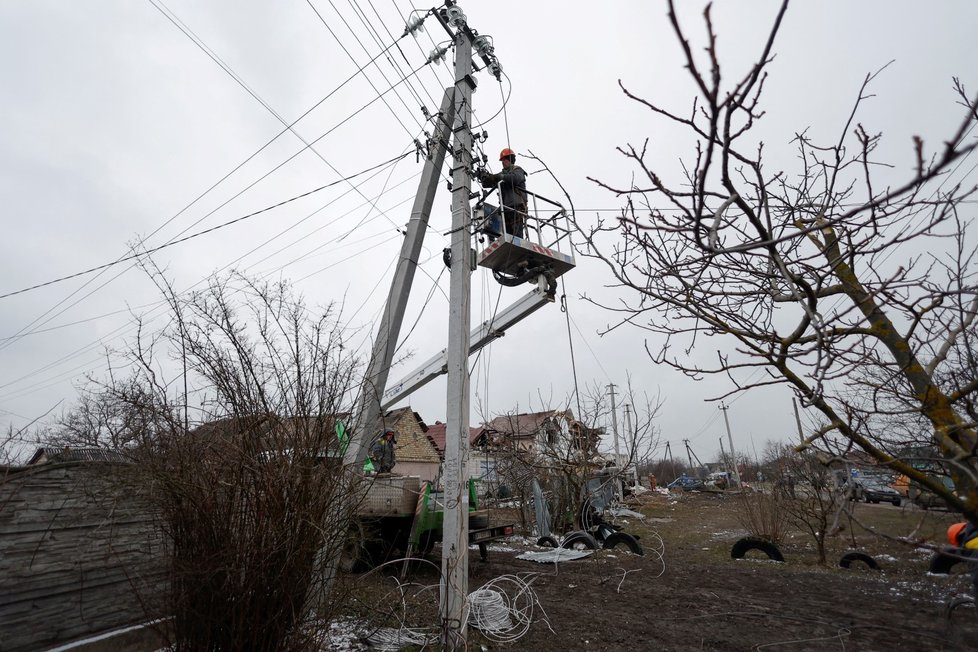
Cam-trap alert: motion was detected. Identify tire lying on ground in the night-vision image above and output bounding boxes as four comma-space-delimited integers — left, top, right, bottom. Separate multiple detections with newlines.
536, 535, 559, 548
839, 552, 880, 570
560, 530, 599, 550
730, 537, 785, 562
929, 549, 967, 575
602, 532, 644, 556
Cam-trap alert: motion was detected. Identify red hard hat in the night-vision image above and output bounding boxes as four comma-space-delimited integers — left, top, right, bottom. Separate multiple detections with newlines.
499, 147, 515, 161
948, 522, 967, 546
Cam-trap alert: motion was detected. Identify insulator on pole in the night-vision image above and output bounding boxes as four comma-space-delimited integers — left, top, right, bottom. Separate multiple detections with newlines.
429, 45, 449, 65
404, 13, 426, 37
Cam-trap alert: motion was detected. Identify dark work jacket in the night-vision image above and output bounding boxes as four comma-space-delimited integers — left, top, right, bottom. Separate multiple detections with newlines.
370, 438, 396, 471
481, 165, 527, 211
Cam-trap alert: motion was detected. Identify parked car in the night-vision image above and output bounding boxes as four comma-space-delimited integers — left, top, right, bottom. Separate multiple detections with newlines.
909, 475, 956, 510
859, 480, 901, 506
667, 475, 704, 491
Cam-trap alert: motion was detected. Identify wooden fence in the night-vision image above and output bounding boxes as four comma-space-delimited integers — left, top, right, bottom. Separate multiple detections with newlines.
0, 462, 164, 651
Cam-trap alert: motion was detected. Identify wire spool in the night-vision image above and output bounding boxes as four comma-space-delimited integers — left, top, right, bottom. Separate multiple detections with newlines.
466, 575, 551, 643
468, 589, 513, 631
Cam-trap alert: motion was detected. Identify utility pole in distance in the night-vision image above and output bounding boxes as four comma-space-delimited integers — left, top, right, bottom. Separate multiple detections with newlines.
792, 398, 806, 445
441, 11, 475, 648
719, 403, 742, 488
608, 383, 621, 464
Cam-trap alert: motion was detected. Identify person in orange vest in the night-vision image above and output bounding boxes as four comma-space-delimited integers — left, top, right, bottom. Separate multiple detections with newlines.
947, 521, 978, 595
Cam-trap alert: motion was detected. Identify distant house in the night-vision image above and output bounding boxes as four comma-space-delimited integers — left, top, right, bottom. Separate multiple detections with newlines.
378, 407, 442, 483
479, 410, 601, 459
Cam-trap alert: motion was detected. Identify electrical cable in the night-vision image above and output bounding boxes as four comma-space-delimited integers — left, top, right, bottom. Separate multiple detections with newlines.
0, 163, 422, 400
0, 153, 412, 301
354, 0, 440, 113
0, 169, 419, 397
307, 0, 425, 139
156, 0, 421, 243
0, 53, 431, 352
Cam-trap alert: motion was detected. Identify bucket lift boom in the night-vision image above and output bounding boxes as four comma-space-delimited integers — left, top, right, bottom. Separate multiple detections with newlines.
381, 283, 554, 410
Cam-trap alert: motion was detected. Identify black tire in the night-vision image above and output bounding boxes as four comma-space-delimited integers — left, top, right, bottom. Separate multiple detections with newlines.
602, 532, 644, 556
730, 537, 785, 562
892, 498, 901, 507
595, 523, 617, 542
561, 530, 598, 550
945, 595, 976, 621
839, 552, 880, 570
469, 512, 490, 530
929, 549, 967, 575
536, 535, 559, 548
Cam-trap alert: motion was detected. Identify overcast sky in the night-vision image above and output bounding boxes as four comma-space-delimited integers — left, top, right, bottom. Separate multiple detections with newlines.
2, 1, 976, 464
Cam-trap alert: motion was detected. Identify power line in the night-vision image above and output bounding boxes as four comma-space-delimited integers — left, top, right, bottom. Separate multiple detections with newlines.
0, 19, 419, 352
0, 153, 412, 301
0, 154, 426, 397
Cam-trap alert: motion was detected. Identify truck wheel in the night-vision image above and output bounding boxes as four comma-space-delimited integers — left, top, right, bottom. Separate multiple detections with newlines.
839, 552, 880, 570
730, 537, 784, 562
602, 532, 644, 556
561, 531, 598, 550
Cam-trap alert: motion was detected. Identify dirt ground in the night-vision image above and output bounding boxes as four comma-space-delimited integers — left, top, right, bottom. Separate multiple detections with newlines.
339, 490, 978, 651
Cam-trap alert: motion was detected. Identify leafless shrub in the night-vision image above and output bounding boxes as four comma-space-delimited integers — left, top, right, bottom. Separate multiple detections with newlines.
736, 490, 788, 545
767, 443, 846, 565
103, 272, 362, 650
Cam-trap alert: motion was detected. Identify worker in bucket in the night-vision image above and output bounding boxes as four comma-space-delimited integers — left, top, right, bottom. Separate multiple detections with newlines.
370, 428, 397, 474
478, 147, 527, 238
947, 521, 978, 595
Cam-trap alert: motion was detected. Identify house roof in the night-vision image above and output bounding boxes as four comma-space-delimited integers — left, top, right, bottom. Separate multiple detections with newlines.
481, 410, 572, 437
426, 421, 483, 460
27, 447, 133, 465
383, 407, 440, 464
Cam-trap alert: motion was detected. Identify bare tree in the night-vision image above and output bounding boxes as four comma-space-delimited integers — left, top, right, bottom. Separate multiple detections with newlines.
576, 0, 978, 522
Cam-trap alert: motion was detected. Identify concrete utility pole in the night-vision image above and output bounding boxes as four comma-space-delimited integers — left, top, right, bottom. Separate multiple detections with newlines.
608, 383, 621, 464
665, 441, 677, 479
624, 403, 638, 485
441, 22, 475, 649
792, 398, 806, 445
683, 439, 694, 470
719, 403, 743, 488
344, 89, 457, 467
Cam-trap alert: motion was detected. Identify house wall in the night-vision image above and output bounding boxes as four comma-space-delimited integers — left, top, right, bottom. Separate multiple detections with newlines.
395, 461, 438, 484
0, 462, 164, 651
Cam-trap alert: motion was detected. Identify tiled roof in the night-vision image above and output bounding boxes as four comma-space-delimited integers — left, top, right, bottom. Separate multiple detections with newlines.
426, 421, 483, 459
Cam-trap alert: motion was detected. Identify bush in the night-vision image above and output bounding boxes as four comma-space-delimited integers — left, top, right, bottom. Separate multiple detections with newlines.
736, 490, 788, 545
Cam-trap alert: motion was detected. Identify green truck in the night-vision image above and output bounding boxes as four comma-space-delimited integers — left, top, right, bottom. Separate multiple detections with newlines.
344, 475, 514, 570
